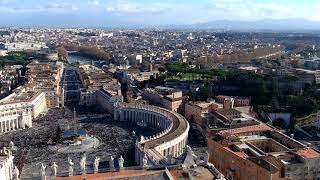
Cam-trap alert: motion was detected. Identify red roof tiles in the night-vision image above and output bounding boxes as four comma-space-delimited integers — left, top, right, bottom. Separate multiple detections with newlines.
224, 147, 249, 159
296, 149, 320, 159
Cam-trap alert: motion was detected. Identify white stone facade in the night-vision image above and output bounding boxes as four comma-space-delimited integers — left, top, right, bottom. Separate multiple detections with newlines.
0, 92, 47, 134
114, 103, 189, 165
80, 89, 123, 114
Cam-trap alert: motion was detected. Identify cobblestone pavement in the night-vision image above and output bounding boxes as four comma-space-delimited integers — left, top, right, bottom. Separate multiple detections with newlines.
0, 107, 159, 178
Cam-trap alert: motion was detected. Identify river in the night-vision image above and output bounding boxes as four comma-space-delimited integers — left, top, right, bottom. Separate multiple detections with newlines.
67, 54, 92, 64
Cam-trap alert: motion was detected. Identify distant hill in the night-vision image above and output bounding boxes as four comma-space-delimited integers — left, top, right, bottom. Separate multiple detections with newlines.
2, 16, 320, 31
165, 19, 320, 31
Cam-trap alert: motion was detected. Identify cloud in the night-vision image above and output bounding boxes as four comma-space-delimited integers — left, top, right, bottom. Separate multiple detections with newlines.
105, 0, 171, 13
0, 1, 79, 13
207, 0, 302, 20
88, 0, 100, 6
44, 2, 79, 11
0, 0, 319, 26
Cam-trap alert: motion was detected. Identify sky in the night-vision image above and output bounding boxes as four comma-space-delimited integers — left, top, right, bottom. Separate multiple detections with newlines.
0, 0, 320, 27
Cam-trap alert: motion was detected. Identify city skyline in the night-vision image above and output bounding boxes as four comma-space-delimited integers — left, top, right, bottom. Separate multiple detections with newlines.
2, 2, 320, 179
1, 0, 320, 28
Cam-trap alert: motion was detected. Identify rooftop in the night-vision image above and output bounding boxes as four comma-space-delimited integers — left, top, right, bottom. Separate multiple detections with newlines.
219, 123, 273, 137
295, 148, 320, 159
56, 169, 172, 180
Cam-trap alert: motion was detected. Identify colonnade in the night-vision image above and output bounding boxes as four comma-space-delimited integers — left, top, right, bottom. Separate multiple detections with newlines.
118, 109, 172, 130
114, 103, 189, 165
0, 116, 28, 133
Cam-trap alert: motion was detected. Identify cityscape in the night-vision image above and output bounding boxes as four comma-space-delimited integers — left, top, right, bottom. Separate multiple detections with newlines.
1, 0, 320, 180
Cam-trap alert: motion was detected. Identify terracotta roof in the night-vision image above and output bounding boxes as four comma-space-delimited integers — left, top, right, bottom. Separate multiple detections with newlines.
296, 149, 320, 159
56, 169, 167, 180
216, 108, 240, 115
223, 147, 249, 159
194, 102, 213, 109
234, 151, 249, 159
219, 123, 272, 136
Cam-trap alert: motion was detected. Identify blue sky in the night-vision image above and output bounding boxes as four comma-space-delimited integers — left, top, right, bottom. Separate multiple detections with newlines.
0, 0, 319, 27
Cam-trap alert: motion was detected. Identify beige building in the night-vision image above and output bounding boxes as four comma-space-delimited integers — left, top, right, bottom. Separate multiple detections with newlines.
208, 123, 320, 180
0, 60, 64, 134
123, 68, 159, 82
78, 65, 123, 113
142, 86, 184, 112
185, 101, 222, 128
0, 91, 47, 133
216, 95, 251, 108
26, 60, 64, 108
210, 108, 260, 131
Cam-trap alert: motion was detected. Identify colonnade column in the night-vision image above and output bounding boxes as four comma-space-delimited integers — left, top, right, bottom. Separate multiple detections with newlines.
150, 114, 153, 125
4, 121, 7, 132
134, 111, 137, 123
12, 120, 15, 130
160, 117, 164, 129
120, 111, 124, 121
15, 119, 19, 129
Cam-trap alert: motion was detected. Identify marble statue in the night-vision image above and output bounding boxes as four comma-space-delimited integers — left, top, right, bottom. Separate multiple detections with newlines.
52, 162, 58, 177
80, 154, 87, 174
13, 166, 19, 180
94, 157, 100, 173
204, 150, 210, 164
187, 146, 197, 159
143, 153, 148, 167
109, 155, 114, 168
183, 145, 198, 169
40, 163, 46, 180
68, 157, 74, 177
118, 155, 124, 169
9, 141, 14, 149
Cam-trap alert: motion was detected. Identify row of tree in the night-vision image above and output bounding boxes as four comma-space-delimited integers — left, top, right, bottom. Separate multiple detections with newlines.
60, 44, 112, 60
145, 63, 319, 118
0, 52, 28, 67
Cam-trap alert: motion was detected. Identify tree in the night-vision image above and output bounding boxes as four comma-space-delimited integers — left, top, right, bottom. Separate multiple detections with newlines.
270, 96, 280, 111
54, 125, 63, 144
158, 67, 165, 73
273, 118, 287, 129
57, 46, 68, 61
